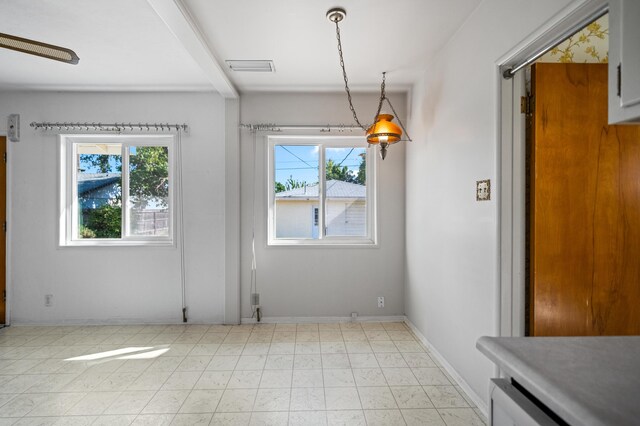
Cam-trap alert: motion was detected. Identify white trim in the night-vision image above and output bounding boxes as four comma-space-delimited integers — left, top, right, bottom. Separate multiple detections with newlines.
496, 0, 609, 71
224, 98, 241, 324
59, 134, 176, 247
2, 133, 10, 326
404, 318, 489, 418
499, 72, 527, 339
121, 143, 129, 237
9, 319, 224, 326
146, 0, 238, 98
512, 72, 527, 338
266, 135, 377, 246
241, 315, 406, 324
11, 316, 406, 326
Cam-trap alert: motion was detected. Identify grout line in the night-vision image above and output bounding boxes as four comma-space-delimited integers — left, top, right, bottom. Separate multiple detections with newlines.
0, 322, 482, 424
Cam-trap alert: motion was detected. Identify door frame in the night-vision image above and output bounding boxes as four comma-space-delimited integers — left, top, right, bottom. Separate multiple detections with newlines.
0, 134, 10, 326
497, 0, 609, 337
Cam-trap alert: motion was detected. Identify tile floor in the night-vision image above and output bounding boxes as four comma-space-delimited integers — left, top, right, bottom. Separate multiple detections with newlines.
0, 322, 487, 425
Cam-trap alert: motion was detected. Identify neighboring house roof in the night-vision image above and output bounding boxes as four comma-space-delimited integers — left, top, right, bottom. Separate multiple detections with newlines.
78, 173, 121, 196
276, 180, 365, 199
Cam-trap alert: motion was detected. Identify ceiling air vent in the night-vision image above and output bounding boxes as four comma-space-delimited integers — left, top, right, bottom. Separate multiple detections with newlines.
225, 60, 275, 72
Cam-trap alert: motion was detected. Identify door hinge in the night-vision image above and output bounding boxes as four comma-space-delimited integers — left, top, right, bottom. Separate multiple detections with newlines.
2, 222, 6, 233
521, 95, 533, 115
2, 290, 5, 303
3, 152, 6, 163
617, 63, 622, 98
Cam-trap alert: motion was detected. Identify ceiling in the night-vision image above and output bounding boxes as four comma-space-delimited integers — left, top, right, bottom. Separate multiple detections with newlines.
0, 0, 210, 91
0, 0, 481, 94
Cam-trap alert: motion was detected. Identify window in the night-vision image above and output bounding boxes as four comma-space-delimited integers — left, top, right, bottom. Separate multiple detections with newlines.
268, 136, 376, 245
59, 134, 175, 246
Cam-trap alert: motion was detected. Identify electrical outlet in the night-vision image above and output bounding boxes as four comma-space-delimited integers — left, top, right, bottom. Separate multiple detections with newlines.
377, 296, 385, 308
45, 294, 53, 307
476, 179, 491, 201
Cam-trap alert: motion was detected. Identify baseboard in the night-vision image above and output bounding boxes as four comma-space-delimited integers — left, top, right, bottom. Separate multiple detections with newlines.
404, 317, 488, 417
241, 315, 406, 324
8, 318, 224, 326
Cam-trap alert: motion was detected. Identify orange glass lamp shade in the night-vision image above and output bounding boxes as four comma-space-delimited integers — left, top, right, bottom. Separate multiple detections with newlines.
366, 114, 402, 159
366, 114, 402, 144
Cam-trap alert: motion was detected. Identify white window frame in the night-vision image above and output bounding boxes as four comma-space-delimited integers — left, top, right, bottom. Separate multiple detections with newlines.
267, 135, 377, 246
59, 134, 176, 247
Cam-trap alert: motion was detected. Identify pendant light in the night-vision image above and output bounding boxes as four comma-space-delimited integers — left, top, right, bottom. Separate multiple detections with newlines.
327, 8, 411, 160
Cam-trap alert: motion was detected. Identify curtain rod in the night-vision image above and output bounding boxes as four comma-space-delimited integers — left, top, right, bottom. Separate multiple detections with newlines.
239, 123, 363, 133
502, 3, 608, 79
30, 122, 189, 133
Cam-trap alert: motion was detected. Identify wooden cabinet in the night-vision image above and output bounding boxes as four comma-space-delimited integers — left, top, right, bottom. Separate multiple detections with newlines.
609, 0, 640, 123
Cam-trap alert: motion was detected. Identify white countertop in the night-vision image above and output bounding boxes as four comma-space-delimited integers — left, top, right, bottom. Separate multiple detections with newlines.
477, 336, 640, 426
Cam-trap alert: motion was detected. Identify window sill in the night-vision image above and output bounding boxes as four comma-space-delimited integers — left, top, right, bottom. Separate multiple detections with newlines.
267, 238, 377, 248
60, 239, 175, 248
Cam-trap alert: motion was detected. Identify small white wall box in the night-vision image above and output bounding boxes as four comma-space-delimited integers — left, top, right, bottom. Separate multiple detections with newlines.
476, 179, 491, 201
8, 114, 20, 142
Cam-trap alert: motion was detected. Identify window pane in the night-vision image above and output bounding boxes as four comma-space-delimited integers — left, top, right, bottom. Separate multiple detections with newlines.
274, 145, 319, 239
325, 147, 367, 237
76, 144, 122, 239
128, 146, 170, 237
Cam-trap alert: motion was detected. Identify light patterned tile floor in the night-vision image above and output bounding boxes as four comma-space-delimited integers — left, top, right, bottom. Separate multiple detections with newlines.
0, 323, 487, 425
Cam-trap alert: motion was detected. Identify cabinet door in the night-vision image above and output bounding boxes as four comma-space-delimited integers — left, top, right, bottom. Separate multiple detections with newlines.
609, 0, 640, 123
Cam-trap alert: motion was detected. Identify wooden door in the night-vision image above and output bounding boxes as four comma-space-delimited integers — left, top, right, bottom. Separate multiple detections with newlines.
0, 137, 5, 325
530, 63, 640, 336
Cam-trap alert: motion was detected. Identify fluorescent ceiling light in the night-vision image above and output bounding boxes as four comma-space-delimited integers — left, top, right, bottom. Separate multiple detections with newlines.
226, 60, 275, 72
0, 32, 79, 65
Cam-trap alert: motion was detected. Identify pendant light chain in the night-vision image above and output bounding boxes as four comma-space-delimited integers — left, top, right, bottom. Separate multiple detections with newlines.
328, 7, 410, 160
374, 73, 386, 126
385, 96, 412, 142
334, 21, 386, 132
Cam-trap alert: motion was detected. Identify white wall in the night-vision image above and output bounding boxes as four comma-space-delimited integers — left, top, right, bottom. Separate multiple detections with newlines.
0, 91, 227, 324
240, 92, 406, 319
405, 0, 574, 406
